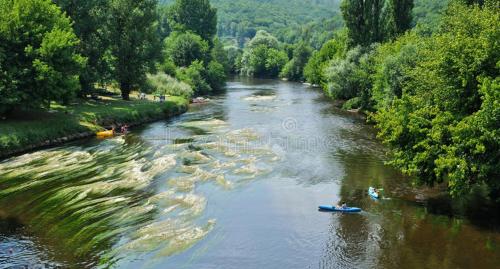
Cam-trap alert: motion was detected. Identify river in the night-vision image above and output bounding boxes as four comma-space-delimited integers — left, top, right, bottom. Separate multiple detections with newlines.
0, 78, 498, 268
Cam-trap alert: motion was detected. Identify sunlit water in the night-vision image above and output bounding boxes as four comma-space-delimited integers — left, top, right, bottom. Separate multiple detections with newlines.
0, 78, 498, 268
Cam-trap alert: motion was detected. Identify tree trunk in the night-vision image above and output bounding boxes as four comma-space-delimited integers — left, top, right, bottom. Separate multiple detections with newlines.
120, 81, 131, 100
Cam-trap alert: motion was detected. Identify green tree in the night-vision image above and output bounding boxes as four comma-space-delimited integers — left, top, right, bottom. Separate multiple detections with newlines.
341, 0, 386, 47
374, 2, 499, 197
169, 0, 217, 41
325, 46, 375, 103
265, 49, 288, 77
280, 42, 312, 81
240, 30, 288, 77
371, 32, 419, 110
164, 31, 209, 67
226, 46, 243, 74
108, 0, 161, 100
53, 0, 111, 96
0, 0, 84, 115
385, 0, 414, 39
247, 30, 280, 50
211, 38, 230, 73
304, 31, 347, 86
205, 61, 227, 90
176, 60, 211, 95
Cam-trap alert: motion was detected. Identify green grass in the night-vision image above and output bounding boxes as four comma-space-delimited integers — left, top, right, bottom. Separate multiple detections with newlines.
0, 96, 188, 155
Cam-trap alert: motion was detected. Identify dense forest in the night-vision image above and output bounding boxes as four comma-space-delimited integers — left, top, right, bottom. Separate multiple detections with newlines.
160, 0, 343, 48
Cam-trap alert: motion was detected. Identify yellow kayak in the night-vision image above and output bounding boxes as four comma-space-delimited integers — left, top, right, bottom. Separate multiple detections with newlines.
96, 130, 114, 137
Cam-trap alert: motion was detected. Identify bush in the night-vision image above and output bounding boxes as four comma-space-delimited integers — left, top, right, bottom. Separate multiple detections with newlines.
342, 97, 362, 110
176, 60, 211, 95
146, 73, 193, 98
325, 45, 376, 108
280, 42, 312, 81
304, 32, 347, 86
205, 61, 227, 90
240, 31, 288, 78
157, 58, 177, 76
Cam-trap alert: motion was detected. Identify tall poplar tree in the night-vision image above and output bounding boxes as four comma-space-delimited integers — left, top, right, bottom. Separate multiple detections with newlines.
341, 0, 386, 47
385, 0, 414, 39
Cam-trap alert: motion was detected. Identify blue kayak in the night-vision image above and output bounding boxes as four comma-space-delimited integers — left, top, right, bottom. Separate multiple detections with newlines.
368, 187, 379, 199
318, 205, 362, 213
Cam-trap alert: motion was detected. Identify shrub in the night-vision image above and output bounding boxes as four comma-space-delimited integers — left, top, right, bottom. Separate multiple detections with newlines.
205, 61, 227, 90
146, 73, 193, 98
342, 97, 362, 110
176, 60, 211, 95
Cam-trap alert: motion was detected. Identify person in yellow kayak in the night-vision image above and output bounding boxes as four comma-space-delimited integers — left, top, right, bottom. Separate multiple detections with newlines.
120, 124, 129, 134
97, 126, 115, 137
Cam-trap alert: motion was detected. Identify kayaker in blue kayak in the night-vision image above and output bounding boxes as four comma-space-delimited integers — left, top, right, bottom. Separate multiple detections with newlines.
335, 201, 347, 209
369, 187, 381, 199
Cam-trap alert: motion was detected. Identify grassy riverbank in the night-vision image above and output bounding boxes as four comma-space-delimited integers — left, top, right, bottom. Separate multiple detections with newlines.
0, 95, 188, 157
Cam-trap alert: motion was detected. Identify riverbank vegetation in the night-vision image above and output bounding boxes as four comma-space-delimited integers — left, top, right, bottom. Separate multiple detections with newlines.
0, 0, 229, 156
0, 95, 187, 156
307, 0, 498, 200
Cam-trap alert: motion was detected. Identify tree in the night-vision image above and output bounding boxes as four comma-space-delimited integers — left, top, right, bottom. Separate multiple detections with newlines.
325, 46, 375, 102
211, 38, 230, 73
371, 32, 419, 110
240, 30, 288, 77
385, 0, 414, 39
304, 31, 347, 86
247, 30, 280, 50
164, 31, 209, 67
280, 42, 312, 81
0, 0, 84, 115
341, 0, 386, 47
205, 61, 227, 90
169, 0, 217, 42
341, 0, 414, 47
374, 2, 500, 197
53, 0, 111, 96
176, 60, 211, 95
108, 0, 161, 100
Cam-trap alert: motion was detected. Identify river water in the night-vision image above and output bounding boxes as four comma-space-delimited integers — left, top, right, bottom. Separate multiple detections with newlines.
0, 78, 498, 268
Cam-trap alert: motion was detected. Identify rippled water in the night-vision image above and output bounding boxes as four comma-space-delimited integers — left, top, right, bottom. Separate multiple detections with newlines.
0, 78, 498, 268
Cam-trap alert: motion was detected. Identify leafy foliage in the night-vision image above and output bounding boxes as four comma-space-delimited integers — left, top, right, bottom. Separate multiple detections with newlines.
53, 0, 111, 95
164, 31, 209, 67
176, 60, 212, 95
108, 0, 161, 100
240, 31, 288, 77
374, 2, 500, 197
168, 0, 217, 41
341, 0, 414, 47
325, 46, 376, 104
304, 31, 347, 85
146, 73, 194, 98
0, 0, 84, 115
280, 43, 313, 81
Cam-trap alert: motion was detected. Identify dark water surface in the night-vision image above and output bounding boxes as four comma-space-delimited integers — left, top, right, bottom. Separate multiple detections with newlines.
0, 78, 498, 268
